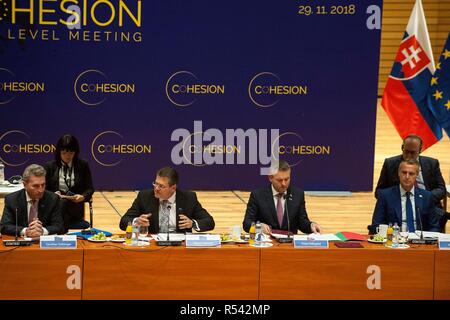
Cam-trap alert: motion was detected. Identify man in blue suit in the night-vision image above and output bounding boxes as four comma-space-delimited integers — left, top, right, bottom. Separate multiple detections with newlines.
369, 159, 440, 234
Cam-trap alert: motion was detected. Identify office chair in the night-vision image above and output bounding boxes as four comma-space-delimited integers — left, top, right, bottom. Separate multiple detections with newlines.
68, 199, 94, 229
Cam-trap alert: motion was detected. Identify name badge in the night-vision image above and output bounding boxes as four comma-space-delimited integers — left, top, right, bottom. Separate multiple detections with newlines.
438, 240, 450, 250
40, 235, 77, 249
294, 236, 329, 249
185, 234, 221, 247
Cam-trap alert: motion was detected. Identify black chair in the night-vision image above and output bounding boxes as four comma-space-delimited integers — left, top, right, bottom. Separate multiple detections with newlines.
441, 195, 448, 233
68, 199, 93, 229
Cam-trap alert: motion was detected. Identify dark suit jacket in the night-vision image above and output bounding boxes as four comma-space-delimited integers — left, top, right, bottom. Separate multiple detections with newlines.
369, 185, 440, 234
243, 185, 313, 234
119, 189, 215, 233
375, 155, 446, 205
0, 189, 64, 236
44, 159, 94, 201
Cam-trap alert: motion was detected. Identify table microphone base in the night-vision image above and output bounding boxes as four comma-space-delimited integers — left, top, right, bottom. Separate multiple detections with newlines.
409, 239, 437, 245
156, 240, 182, 246
277, 237, 293, 243
3, 240, 32, 246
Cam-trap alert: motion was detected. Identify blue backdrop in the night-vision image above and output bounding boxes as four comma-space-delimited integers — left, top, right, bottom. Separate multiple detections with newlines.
0, 0, 382, 191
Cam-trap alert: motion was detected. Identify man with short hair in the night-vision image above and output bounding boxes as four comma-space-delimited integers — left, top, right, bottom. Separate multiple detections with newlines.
120, 167, 215, 233
375, 134, 446, 231
0, 164, 64, 237
242, 160, 321, 235
369, 159, 440, 234
375, 134, 446, 202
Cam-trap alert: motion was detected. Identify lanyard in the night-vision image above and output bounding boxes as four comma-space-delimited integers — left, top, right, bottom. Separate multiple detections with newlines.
63, 164, 73, 188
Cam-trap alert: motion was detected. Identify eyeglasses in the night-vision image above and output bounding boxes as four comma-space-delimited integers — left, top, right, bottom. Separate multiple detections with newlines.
152, 181, 168, 190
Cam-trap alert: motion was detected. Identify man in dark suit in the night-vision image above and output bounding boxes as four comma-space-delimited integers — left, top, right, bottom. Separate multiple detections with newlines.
242, 160, 321, 235
375, 134, 446, 203
1, 164, 64, 237
369, 159, 440, 234
375, 134, 446, 231
120, 167, 215, 233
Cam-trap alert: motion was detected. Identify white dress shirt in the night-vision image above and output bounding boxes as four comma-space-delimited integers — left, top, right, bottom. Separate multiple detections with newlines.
399, 185, 417, 231
20, 191, 49, 236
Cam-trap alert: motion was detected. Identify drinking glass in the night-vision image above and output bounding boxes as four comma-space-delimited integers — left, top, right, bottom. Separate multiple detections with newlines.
400, 225, 409, 247
139, 225, 148, 239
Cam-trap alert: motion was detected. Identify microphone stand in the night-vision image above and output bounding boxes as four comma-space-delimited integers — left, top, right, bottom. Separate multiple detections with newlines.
277, 192, 293, 243
156, 204, 182, 246
4, 208, 32, 246
410, 205, 437, 244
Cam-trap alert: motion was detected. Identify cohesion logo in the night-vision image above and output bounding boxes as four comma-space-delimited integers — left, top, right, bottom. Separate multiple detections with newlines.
91, 130, 151, 167
74, 69, 135, 106
165, 71, 225, 107
0, 130, 55, 166
0, 68, 45, 105
170, 121, 331, 174
4, 0, 142, 43
248, 72, 308, 108
272, 131, 331, 167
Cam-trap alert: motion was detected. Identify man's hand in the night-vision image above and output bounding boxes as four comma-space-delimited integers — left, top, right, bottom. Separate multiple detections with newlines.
137, 213, 151, 227
26, 219, 44, 237
261, 223, 272, 235
178, 214, 193, 229
311, 222, 322, 234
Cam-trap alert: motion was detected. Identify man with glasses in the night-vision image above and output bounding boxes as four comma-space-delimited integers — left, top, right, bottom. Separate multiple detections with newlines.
119, 167, 215, 234
374, 134, 446, 231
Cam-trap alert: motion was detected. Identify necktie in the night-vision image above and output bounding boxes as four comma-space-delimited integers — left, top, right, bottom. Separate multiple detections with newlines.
29, 200, 38, 224
276, 193, 284, 227
405, 192, 415, 232
160, 200, 170, 232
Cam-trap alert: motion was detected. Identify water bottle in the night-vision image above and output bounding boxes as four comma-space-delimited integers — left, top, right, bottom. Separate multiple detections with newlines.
125, 221, 132, 245
132, 218, 139, 246
0, 161, 4, 184
255, 221, 262, 246
392, 222, 400, 248
386, 223, 393, 247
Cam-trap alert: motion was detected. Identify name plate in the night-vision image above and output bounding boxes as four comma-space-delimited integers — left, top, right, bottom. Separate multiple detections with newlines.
294, 238, 329, 249
438, 240, 450, 250
185, 234, 221, 247
40, 235, 77, 249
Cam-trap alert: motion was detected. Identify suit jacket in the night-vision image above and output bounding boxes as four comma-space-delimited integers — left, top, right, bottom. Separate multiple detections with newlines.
243, 185, 313, 234
119, 189, 215, 233
375, 155, 446, 205
44, 159, 94, 201
369, 185, 440, 234
0, 189, 64, 236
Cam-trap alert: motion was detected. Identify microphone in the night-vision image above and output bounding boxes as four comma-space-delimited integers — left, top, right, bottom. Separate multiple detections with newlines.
277, 191, 293, 243
410, 204, 437, 245
156, 203, 182, 246
166, 205, 171, 241
4, 208, 32, 246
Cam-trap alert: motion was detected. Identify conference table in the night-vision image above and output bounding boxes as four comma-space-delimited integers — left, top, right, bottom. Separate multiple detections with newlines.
0, 237, 449, 300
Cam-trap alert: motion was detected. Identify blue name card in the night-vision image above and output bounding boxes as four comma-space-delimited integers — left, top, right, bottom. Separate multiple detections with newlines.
438, 240, 450, 250
40, 235, 77, 249
185, 234, 221, 247
294, 238, 329, 249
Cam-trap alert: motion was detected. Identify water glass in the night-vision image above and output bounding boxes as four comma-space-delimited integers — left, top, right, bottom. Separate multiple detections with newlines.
139, 225, 148, 239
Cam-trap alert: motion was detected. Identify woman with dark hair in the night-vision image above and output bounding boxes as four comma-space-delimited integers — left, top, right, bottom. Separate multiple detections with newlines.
44, 134, 94, 232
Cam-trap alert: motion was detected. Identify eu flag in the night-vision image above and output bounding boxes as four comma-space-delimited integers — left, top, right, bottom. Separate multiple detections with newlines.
428, 32, 450, 137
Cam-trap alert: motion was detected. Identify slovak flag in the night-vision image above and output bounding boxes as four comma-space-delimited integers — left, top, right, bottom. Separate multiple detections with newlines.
381, 0, 442, 150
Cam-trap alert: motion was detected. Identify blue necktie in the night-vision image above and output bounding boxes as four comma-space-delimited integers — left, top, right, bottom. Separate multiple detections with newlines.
405, 192, 415, 232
